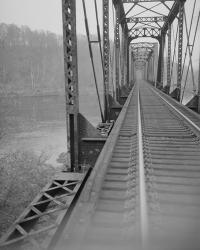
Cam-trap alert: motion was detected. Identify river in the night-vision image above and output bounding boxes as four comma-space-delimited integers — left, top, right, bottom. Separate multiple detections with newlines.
0, 94, 101, 167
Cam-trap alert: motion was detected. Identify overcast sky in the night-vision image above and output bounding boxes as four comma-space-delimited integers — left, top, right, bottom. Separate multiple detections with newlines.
0, 0, 199, 68
0, 0, 102, 35
0, 0, 63, 34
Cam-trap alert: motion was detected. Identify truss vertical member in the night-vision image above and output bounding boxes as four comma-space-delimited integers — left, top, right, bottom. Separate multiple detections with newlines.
115, 3, 120, 101
161, 34, 165, 88
147, 58, 151, 82
157, 33, 165, 89
121, 25, 125, 87
62, 0, 79, 172
121, 25, 129, 87
126, 34, 130, 86
166, 23, 171, 94
103, 0, 110, 121
153, 43, 158, 87
148, 52, 152, 81
148, 56, 153, 83
145, 61, 148, 81
124, 30, 128, 86
177, 0, 185, 101
198, 54, 200, 113
130, 51, 135, 84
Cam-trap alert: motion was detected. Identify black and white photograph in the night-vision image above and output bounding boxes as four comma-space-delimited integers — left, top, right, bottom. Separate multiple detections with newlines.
0, 0, 200, 249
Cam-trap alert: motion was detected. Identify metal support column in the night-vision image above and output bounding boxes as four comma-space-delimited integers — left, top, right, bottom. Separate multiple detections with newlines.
103, 0, 110, 121
148, 58, 151, 82
127, 38, 130, 86
149, 57, 153, 82
153, 43, 158, 87
157, 33, 165, 89
62, 0, 79, 172
115, 4, 120, 101
198, 54, 200, 113
124, 32, 128, 86
121, 26, 125, 87
177, 0, 184, 101
131, 53, 135, 84
147, 61, 149, 80
167, 23, 171, 94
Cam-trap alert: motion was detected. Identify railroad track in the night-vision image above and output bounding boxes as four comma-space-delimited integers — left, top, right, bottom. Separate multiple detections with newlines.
51, 81, 200, 250
1, 81, 200, 250
141, 81, 200, 250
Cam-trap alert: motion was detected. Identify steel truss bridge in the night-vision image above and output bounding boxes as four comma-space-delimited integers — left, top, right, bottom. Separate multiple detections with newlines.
1, 0, 200, 250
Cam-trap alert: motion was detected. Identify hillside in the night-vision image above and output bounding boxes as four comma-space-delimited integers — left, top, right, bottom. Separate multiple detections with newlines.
0, 23, 103, 98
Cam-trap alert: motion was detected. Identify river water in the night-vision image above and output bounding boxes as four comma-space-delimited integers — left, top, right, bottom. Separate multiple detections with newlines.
0, 94, 101, 167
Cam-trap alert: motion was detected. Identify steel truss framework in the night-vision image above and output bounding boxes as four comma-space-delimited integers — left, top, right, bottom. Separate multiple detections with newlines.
129, 27, 160, 40
2, 1, 200, 249
60, 0, 189, 171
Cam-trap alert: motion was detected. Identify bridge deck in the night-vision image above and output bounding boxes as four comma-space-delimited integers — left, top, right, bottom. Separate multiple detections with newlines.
52, 81, 200, 250
1, 81, 200, 250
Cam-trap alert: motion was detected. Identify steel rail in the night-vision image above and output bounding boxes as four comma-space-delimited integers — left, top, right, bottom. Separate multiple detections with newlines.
51, 81, 200, 250
48, 85, 139, 250
151, 85, 200, 133
138, 86, 149, 247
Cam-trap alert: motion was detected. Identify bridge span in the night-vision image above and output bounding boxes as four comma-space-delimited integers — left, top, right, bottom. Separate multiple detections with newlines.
1, 81, 200, 250
1, 0, 200, 249
50, 81, 200, 250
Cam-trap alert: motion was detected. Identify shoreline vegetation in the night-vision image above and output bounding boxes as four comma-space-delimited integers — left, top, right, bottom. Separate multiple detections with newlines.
0, 150, 59, 236
0, 21, 115, 237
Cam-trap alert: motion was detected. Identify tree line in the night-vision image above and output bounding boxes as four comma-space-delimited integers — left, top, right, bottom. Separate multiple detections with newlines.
0, 23, 64, 96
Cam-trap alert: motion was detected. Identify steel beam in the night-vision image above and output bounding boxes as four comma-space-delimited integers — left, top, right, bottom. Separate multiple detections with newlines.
62, 0, 79, 171
126, 16, 167, 23
198, 55, 200, 113
129, 27, 160, 40
124, 30, 129, 86
127, 36, 130, 85
103, 0, 110, 121
115, 4, 120, 100
131, 42, 154, 49
123, 0, 174, 2
166, 23, 171, 94
162, 0, 186, 34
121, 26, 125, 87
157, 33, 165, 88
177, 0, 184, 101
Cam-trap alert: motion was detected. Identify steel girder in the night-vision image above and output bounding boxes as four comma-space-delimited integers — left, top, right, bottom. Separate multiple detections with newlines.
129, 27, 160, 40
130, 42, 155, 49
167, 23, 171, 93
161, 0, 186, 34
177, 0, 184, 101
126, 16, 167, 23
62, 0, 79, 171
103, 0, 110, 121
157, 33, 165, 87
115, 4, 120, 100
123, 0, 174, 2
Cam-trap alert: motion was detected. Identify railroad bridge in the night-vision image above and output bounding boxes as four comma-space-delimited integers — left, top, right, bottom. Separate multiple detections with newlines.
1, 0, 200, 249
